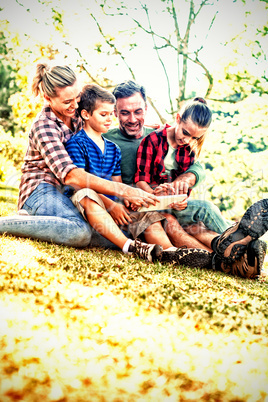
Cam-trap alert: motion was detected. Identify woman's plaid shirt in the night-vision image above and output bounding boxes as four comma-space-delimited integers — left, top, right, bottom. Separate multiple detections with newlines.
18, 106, 83, 210
134, 124, 195, 187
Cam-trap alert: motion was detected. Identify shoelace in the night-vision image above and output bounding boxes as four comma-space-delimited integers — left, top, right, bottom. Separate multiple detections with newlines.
133, 239, 150, 259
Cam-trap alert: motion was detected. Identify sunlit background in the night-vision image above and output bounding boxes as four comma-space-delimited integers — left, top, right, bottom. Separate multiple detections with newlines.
0, 0, 268, 218
1, 2, 268, 401
1, 0, 267, 121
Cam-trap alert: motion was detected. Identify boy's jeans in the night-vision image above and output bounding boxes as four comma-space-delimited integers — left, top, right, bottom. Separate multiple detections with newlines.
0, 183, 230, 248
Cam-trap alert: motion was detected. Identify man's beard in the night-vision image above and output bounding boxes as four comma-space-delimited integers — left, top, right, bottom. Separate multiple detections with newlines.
121, 124, 143, 139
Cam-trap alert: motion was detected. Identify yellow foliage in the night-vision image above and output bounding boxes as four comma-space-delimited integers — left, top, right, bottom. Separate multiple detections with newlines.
9, 89, 42, 133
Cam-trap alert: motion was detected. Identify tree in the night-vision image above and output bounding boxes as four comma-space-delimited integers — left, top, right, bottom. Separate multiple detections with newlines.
0, 8, 61, 134
0, 27, 19, 134
60, 0, 267, 120
3, 0, 268, 123
88, 0, 217, 121
211, 0, 268, 101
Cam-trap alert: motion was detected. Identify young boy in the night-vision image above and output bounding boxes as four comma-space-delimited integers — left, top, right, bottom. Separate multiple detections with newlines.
65, 84, 212, 267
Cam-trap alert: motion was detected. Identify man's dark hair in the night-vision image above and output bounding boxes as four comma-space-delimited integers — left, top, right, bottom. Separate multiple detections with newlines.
112, 80, 147, 103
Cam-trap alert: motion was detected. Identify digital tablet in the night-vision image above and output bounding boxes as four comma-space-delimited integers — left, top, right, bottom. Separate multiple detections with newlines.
138, 194, 187, 212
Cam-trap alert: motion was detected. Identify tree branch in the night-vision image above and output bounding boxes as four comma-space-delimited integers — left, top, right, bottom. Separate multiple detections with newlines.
139, 2, 174, 115
193, 0, 211, 19
132, 19, 177, 50
147, 95, 167, 124
170, 0, 181, 42
193, 52, 213, 97
90, 13, 136, 80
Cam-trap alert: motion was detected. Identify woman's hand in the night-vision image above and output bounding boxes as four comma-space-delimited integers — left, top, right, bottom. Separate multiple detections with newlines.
109, 202, 132, 226
145, 123, 161, 130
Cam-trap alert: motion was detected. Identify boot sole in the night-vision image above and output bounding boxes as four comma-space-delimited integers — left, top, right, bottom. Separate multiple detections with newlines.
213, 239, 267, 279
250, 239, 267, 278
217, 199, 268, 261
239, 239, 267, 279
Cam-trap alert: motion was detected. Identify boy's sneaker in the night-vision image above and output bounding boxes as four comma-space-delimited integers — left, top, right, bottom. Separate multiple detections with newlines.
128, 239, 163, 262
212, 239, 267, 279
214, 198, 268, 262
161, 247, 212, 268
17, 209, 29, 216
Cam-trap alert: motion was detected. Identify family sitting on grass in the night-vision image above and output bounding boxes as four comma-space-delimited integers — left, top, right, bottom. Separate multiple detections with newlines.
0, 62, 267, 279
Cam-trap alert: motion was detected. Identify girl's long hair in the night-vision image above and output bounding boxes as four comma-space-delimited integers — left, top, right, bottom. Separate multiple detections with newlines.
180, 97, 212, 158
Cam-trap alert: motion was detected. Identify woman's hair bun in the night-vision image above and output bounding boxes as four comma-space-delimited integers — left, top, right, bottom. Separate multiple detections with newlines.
193, 97, 207, 105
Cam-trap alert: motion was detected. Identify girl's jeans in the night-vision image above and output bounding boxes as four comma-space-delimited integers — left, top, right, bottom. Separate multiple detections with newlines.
172, 199, 231, 233
0, 183, 230, 248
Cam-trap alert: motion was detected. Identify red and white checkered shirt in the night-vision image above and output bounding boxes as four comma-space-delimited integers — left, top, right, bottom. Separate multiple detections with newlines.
18, 106, 83, 210
134, 124, 195, 187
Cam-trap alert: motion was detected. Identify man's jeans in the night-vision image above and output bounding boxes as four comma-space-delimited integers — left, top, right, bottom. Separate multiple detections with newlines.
0, 183, 230, 248
173, 199, 231, 233
0, 183, 119, 249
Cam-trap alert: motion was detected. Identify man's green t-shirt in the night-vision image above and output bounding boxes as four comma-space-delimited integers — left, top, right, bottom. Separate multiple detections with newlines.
103, 127, 205, 187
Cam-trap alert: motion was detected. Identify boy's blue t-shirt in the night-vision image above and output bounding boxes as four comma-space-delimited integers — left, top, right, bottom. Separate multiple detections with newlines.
65, 129, 122, 200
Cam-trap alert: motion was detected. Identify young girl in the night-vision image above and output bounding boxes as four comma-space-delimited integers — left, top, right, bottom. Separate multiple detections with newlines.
133, 97, 215, 250
134, 97, 212, 210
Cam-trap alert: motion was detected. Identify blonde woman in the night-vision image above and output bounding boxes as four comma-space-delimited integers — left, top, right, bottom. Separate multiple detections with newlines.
0, 62, 164, 261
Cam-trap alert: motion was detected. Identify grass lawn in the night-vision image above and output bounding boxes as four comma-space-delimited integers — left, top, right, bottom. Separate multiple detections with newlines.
0, 200, 268, 401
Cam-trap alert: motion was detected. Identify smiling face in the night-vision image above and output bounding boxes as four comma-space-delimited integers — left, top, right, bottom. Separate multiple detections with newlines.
44, 80, 81, 123
114, 92, 147, 138
171, 113, 208, 148
82, 102, 114, 135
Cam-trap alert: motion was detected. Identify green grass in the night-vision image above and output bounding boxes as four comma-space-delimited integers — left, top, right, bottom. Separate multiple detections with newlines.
0, 200, 268, 401
0, 185, 18, 205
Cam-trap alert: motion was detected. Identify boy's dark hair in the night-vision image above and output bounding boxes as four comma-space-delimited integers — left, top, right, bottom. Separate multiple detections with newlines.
78, 84, 115, 116
181, 97, 212, 128
112, 80, 147, 104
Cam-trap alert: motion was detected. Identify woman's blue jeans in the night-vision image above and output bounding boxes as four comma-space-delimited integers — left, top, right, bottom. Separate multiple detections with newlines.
0, 183, 230, 248
0, 182, 119, 248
